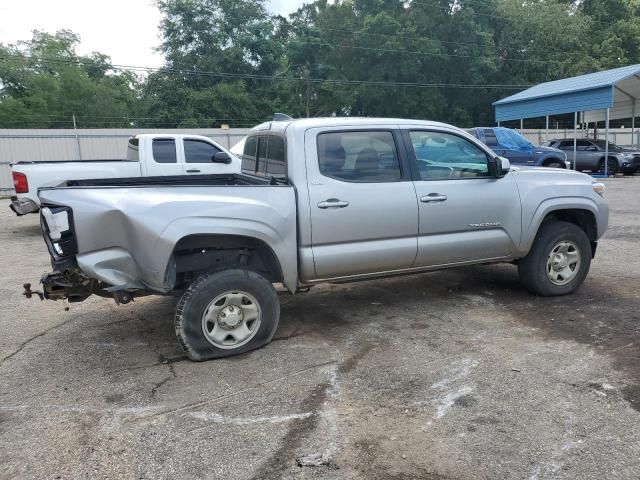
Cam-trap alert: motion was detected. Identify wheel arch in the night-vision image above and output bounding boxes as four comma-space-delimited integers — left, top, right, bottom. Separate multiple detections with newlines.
542, 157, 566, 168
169, 234, 285, 288
523, 200, 600, 257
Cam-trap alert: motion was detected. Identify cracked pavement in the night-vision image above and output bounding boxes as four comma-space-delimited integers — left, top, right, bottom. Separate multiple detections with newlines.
1, 178, 640, 479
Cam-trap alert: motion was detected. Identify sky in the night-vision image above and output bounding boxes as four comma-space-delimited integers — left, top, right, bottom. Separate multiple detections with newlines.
0, 0, 308, 68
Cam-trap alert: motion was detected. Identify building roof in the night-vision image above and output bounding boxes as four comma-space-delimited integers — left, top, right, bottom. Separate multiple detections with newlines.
493, 65, 640, 122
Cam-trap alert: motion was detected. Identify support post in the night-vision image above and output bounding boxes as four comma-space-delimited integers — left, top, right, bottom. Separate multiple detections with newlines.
632, 100, 637, 149
605, 108, 610, 176
520, 118, 523, 131
573, 112, 577, 170
72, 114, 82, 160
545, 115, 549, 142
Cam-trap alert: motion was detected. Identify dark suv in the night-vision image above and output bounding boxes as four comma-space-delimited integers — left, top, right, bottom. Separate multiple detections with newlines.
542, 138, 640, 175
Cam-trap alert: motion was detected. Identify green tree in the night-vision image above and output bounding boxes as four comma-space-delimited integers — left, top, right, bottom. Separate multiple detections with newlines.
0, 30, 140, 128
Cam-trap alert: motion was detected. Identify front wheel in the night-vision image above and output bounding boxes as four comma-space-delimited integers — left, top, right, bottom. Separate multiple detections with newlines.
175, 269, 280, 361
545, 159, 565, 169
518, 221, 592, 296
598, 157, 618, 176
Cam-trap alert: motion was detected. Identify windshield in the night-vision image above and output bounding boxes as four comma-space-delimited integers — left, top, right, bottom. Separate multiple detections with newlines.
593, 140, 622, 151
494, 128, 532, 150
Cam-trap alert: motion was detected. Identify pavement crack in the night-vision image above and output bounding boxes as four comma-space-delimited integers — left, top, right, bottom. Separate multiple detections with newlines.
0, 315, 77, 366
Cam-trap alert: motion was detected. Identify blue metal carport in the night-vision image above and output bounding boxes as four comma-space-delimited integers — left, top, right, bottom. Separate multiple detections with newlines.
493, 64, 640, 175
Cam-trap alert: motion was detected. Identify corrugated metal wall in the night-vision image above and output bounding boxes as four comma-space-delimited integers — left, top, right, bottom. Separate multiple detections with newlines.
0, 128, 250, 193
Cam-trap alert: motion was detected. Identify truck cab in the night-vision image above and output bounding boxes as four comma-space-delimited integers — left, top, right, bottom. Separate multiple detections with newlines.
468, 127, 568, 169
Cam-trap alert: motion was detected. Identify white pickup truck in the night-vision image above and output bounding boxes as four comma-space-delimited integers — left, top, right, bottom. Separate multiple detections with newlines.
9, 134, 239, 215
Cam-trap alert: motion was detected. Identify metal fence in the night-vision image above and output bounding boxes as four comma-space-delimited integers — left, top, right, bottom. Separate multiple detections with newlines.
2, 126, 639, 194
0, 128, 250, 193
519, 128, 640, 148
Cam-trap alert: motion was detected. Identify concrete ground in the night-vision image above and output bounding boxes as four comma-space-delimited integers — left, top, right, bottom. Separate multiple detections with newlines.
1, 179, 639, 480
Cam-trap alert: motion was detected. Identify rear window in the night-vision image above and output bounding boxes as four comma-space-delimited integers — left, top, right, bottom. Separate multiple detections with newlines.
126, 138, 139, 161
241, 134, 286, 180
152, 139, 177, 163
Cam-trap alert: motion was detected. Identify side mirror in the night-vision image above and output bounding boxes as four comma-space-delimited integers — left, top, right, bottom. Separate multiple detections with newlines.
495, 156, 510, 177
212, 151, 232, 164
585, 145, 598, 152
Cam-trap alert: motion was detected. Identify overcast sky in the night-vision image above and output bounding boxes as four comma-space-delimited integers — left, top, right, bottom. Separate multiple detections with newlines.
0, 0, 308, 68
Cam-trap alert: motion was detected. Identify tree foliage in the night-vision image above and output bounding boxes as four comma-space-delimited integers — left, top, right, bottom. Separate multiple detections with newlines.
1, 1, 640, 128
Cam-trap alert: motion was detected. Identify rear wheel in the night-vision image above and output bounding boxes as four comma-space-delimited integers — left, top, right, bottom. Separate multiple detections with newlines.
175, 269, 280, 361
598, 157, 618, 176
518, 221, 592, 296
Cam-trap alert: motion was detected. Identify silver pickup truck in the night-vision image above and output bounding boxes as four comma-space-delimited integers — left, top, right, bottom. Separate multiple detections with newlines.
30, 118, 609, 361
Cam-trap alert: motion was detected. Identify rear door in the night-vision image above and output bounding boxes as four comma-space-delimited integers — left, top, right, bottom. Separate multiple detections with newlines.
181, 137, 238, 174
405, 129, 522, 266
143, 137, 184, 176
305, 128, 419, 279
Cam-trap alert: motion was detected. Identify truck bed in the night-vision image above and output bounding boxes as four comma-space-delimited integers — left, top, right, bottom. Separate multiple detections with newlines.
61, 173, 279, 188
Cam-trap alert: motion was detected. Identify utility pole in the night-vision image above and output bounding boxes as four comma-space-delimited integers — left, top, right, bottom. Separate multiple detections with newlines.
304, 68, 311, 118
72, 114, 82, 160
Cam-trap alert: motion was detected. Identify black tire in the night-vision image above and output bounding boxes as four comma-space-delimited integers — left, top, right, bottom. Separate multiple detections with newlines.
545, 159, 565, 169
518, 221, 591, 297
598, 157, 618, 176
175, 269, 280, 361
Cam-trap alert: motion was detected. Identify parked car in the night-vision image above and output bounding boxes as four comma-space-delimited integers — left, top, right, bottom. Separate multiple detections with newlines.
468, 127, 568, 169
541, 138, 640, 175
28, 118, 608, 360
9, 134, 239, 216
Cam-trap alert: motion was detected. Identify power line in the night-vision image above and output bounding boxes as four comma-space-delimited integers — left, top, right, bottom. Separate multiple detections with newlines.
0, 53, 531, 89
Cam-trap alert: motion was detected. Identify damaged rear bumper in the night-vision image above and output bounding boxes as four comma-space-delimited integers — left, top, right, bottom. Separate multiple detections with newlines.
23, 268, 96, 303
10, 196, 39, 216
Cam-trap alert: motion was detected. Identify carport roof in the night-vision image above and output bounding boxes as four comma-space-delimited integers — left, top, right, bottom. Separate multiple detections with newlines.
493, 64, 640, 122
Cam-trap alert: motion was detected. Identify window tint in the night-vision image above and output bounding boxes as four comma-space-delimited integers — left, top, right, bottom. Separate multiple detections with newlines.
184, 139, 221, 163
152, 139, 177, 163
482, 129, 499, 147
410, 131, 490, 180
256, 137, 268, 175
593, 140, 622, 151
240, 135, 287, 179
126, 137, 139, 161
559, 140, 592, 150
317, 131, 401, 183
241, 136, 258, 173
265, 136, 286, 179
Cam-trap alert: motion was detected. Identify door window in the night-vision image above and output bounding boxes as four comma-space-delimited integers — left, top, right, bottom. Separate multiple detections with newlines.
184, 139, 221, 163
409, 131, 490, 180
317, 131, 401, 182
152, 139, 177, 163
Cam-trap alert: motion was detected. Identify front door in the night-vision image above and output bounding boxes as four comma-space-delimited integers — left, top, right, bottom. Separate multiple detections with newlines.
405, 130, 522, 267
305, 129, 419, 279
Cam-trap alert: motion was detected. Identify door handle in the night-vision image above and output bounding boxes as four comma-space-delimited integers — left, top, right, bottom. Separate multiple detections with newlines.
186, 169, 201, 173
420, 193, 448, 203
317, 198, 350, 209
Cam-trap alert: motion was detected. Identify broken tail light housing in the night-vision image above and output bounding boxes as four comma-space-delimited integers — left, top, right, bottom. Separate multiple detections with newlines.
40, 206, 78, 258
